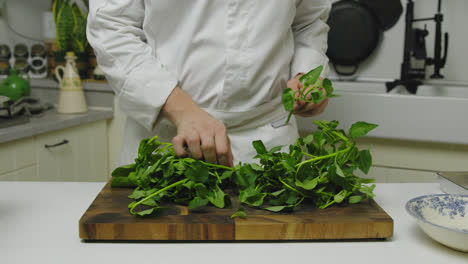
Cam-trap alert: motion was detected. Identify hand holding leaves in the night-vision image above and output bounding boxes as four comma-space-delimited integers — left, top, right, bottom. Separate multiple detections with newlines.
282, 66, 338, 124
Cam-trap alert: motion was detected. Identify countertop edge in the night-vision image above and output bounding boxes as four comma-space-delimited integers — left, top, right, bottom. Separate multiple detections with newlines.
0, 108, 114, 144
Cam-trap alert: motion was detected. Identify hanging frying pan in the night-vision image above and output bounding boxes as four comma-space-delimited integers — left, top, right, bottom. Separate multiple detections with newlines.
360, 0, 403, 31
326, 0, 381, 76
326, 0, 403, 76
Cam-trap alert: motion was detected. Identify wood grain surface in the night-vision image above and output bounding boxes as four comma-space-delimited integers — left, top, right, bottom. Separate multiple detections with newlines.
79, 181, 394, 241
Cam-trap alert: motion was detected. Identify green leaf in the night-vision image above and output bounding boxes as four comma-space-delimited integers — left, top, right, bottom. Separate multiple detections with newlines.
268, 146, 283, 153
220, 170, 233, 180
194, 183, 209, 198
357, 149, 372, 174
185, 161, 209, 183
250, 163, 264, 171
239, 188, 266, 207
349, 122, 378, 140
334, 189, 349, 203
295, 176, 318, 190
234, 165, 257, 189
299, 65, 323, 86
110, 177, 136, 188
270, 189, 286, 197
188, 197, 208, 210
135, 208, 155, 217
207, 185, 228, 208
349, 196, 364, 204
231, 207, 247, 219
285, 191, 299, 205
335, 162, 345, 177
328, 165, 353, 191
311, 90, 323, 104
303, 134, 315, 145
281, 88, 296, 112
252, 140, 267, 155
141, 199, 157, 207
111, 164, 135, 177
359, 184, 376, 199
264, 205, 289, 212
322, 78, 334, 96
128, 189, 146, 200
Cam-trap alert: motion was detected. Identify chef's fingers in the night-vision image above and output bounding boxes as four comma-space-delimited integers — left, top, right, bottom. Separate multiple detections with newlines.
214, 127, 233, 167
295, 98, 329, 117
185, 134, 203, 160
172, 135, 188, 157
200, 133, 217, 164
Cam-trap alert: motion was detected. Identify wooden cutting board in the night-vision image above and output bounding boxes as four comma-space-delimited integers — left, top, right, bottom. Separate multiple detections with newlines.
79, 180, 393, 241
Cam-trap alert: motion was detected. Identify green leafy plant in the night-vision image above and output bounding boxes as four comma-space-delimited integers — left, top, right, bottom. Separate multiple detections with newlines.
53, 0, 88, 53
235, 120, 378, 212
111, 120, 378, 217
282, 65, 338, 124
111, 136, 234, 217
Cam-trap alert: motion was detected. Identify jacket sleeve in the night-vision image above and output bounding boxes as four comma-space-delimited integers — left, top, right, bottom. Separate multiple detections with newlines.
87, 0, 178, 132
291, 0, 332, 78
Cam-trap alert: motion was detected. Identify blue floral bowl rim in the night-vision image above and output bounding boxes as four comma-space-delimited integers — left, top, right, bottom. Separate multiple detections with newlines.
405, 194, 468, 234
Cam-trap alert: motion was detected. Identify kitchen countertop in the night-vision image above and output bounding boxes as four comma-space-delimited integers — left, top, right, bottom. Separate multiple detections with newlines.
0, 107, 113, 144
0, 182, 466, 264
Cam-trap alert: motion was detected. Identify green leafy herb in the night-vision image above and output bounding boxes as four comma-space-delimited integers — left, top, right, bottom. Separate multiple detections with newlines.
231, 207, 247, 219
282, 65, 338, 124
111, 120, 378, 217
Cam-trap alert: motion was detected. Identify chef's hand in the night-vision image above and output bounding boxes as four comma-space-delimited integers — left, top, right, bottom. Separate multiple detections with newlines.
288, 73, 328, 117
162, 86, 234, 167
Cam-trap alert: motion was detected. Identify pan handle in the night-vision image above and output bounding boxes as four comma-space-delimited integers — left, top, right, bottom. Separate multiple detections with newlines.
333, 63, 359, 76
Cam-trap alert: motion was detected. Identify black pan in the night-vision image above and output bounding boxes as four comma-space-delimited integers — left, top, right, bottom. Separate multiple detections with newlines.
327, 0, 381, 76
326, 0, 402, 76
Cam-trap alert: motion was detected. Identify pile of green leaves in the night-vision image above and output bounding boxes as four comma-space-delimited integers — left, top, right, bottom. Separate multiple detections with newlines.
282, 65, 338, 124
111, 120, 378, 218
111, 137, 234, 217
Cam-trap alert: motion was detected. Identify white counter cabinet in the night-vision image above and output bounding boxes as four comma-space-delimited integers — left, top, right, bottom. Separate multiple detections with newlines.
0, 120, 109, 181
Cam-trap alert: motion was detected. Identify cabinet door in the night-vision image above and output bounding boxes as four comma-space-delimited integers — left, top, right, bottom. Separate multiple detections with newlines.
35, 120, 108, 181
0, 137, 36, 180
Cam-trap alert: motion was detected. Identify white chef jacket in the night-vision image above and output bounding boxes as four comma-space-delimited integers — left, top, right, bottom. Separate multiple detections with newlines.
87, 0, 331, 166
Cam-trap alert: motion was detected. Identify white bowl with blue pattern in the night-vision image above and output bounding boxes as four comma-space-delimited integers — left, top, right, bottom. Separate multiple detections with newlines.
406, 194, 468, 252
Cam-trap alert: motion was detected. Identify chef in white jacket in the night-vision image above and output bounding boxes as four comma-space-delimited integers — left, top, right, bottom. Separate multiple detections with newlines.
87, 0, 331, 167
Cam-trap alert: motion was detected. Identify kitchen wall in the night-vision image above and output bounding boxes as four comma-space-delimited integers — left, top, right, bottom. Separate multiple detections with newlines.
329, 0, 468, 84
1, 0, 466, 82
0, 0, 51, 46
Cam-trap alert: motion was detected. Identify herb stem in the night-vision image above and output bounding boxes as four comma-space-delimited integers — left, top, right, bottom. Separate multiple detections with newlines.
277, 176, 309, 197
129, 178, 188, 215
199, 160, 233, 170
296, 147, 351, 168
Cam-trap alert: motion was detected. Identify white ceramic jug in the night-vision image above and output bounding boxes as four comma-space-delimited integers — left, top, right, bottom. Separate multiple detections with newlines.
55, 51, 88, 113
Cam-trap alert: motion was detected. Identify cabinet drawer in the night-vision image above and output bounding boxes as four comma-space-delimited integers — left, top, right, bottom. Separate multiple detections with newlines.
35, 121, 108, 181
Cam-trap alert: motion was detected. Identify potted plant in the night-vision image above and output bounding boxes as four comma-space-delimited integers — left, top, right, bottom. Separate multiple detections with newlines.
52, 0, 89, 79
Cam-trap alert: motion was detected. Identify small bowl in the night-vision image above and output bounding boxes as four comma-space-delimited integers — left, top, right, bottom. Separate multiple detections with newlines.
406, 194, 468, 252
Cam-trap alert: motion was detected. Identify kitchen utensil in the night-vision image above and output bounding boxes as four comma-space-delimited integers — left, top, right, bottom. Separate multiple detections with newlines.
55, 51, 87, 114
327, 0, 402, 76
359, 0, 403, 31
406, 194, 468, 252
0, 68, 30, 101
79, 181, 394, 241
